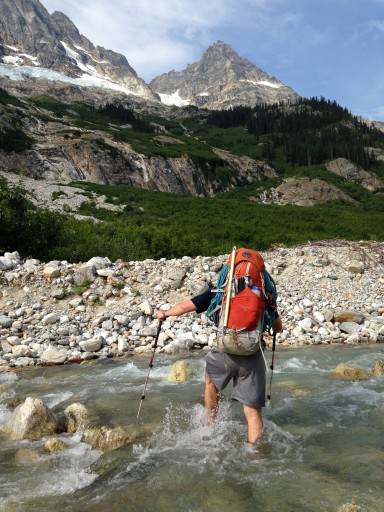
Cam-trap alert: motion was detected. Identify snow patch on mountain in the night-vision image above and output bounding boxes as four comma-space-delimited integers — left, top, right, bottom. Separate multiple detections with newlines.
158, 90, 190, 107
3, 51, 40, 66
60, 41, 109, 80
241, 79, 281, 89
73, 45, 107, 65
0, 63, 140, 96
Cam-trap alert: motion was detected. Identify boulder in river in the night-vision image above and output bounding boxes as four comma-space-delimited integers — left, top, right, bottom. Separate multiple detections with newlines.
372, 359, 384, 376
333, 363, 368, 380
63, 402, 89, 433
81, 424, 134, 452
44, 437, 68, 452
4, 397, 64, 440
167, 360, 195, 383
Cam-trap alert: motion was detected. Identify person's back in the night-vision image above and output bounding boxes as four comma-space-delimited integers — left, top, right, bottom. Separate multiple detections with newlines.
157, 247, 282, 442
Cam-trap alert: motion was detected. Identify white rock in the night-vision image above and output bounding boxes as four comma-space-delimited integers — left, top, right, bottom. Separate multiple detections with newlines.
7, 336, 22, 346
79, 338, 102, 352
114, 315, 129, 326
43, 266, 61, 279
12, 345, 34, 358
41, 346, 67, 364
42, 312, 59, 325
117, 338, 130, 352
86, 257, 111, 269
292, 326, 304, 337
138, 301, 153, 315
313, 311, 325, 323
97, 269, 115, 277
298, 318, 313, 332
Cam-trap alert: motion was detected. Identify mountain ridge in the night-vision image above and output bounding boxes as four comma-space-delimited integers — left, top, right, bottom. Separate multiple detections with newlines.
0, 0, 158, 102
150, 41, 299, 109
0, 0, 299, 110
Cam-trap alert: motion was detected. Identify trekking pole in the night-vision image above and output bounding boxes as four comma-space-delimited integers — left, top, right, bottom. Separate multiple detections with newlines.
267, 332, 277, 401
137, 321, 162, 419
223, 246, 237, 327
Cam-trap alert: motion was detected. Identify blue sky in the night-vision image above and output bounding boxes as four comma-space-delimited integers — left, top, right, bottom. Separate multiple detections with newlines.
42, 0, 384, 121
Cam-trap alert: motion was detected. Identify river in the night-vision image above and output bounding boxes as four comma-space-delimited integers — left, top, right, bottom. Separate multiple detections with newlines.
1, 344, 384, 512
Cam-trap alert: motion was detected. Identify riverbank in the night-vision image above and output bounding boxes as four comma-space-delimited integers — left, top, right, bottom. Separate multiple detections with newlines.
1, 240, 383, 369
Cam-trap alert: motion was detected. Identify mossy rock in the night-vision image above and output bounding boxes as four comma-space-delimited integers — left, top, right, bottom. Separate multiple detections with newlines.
291, 387, 310, 398
81, 424, 134, 452
63, 403, 89, 433
45, 437, 68, 452
333, 363, 368, 380
13, 448, 39, 465
337, 503, 361, 512
167, 360, 195, 383
0, 384, 10, 395
372, 359, 384, 376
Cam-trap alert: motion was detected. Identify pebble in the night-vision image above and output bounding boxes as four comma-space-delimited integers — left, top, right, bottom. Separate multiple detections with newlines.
0, 241, 383, 369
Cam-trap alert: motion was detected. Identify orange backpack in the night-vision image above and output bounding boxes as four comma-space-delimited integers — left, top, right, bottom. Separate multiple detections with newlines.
222, 248, 266, 332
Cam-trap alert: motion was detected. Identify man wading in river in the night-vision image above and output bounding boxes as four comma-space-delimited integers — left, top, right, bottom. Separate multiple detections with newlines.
157, 247, 283, 443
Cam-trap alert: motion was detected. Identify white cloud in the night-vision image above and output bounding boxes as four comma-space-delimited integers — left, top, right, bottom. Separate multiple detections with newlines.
368, 19, 384, 35
43, 0, 237, 79
34, 0, 384, 120
42, 0, 297, 80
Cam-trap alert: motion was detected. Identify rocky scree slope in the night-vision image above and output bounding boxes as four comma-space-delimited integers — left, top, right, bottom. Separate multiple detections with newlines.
0, 240, 383, 370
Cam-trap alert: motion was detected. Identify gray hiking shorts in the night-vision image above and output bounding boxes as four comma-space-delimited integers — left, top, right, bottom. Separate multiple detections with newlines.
205, 347, 266, 408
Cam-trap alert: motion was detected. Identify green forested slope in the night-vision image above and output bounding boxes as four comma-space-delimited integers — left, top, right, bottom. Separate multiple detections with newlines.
1, 91, 384, 261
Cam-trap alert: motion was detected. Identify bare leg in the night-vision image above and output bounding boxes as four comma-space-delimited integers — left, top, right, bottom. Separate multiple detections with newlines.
205, 373, 220, 426
243, 405, 263, 443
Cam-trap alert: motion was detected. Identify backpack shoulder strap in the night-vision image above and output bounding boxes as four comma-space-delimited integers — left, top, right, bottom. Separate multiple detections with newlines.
206, 263, 229, 324
262, 269, 278, 332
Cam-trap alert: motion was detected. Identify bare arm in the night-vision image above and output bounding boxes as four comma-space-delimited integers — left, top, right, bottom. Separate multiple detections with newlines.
157, 299, 197, 321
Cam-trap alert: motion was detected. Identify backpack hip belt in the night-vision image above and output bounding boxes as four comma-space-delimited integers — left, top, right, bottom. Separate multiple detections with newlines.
218, 326, 262, 356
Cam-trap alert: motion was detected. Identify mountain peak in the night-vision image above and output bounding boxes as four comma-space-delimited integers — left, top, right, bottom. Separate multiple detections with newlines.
149, 41, 299, 109
50, 10, 82, 44
204, 40, 240, 58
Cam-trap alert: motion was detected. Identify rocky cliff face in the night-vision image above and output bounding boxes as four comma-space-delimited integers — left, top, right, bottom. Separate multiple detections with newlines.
325, 158, 384, 192
2, 94, 383, 206
149, 41, 300, 109
0, 0, 158, 102
0, 99, 276, 199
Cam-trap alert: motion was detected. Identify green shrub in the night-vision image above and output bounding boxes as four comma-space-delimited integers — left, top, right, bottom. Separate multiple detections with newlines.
0, 129, 33, 153
0, 88, 23, 106
0, 181, 64, 258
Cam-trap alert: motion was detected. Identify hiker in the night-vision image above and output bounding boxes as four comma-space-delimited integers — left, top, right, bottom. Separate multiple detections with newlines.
157, 248, 282, 443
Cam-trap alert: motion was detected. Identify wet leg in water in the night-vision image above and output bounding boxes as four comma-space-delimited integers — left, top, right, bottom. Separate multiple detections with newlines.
243, 405, 263, 443
204, 373, 220, 425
